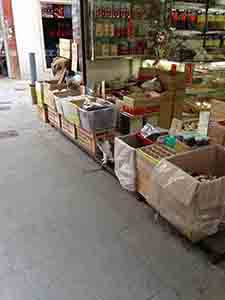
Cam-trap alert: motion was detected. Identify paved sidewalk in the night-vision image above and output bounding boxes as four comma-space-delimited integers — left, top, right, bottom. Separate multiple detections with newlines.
0, 78, 224, 300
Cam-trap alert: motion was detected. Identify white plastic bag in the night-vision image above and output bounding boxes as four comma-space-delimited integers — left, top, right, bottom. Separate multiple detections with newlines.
114, 137, 137, 192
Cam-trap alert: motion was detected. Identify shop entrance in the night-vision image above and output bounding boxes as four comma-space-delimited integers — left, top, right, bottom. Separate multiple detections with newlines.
41, 2, 73, 68
0, 0, 20, 79
0, 0, 7, 77
0, 33, 8, 77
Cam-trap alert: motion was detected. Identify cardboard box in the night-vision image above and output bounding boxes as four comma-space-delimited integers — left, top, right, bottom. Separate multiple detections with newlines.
147, 145, 225, 242
46, 89, 80, 113
59, 38, 72, 59
59, 38, 72, 50
61, 118, 77, 140
173, 90, 185, 119
61, 97, 86, 126
210, 100, 225, 122
137, 143, 188, 206
208, 121, 225, 145
119, 112, 144, 135
45, 90, 58, 111
119, 111, 159, 134
44, 80, 67, 110
173, 101, 184, 120
123, 95, 160, 110
60, 49, 71, 60
137, 148, 159, 209
159, 93, 174, 129
159, 90, 184, 129
53, 90, 81, 114
35, 81, 45, 108
159, 77, 185, 129
157, 70, 186, 91
48, 107, 62, 128
44, 80, 67, 94
77, 127, 114, 157
36, 105, 48, 123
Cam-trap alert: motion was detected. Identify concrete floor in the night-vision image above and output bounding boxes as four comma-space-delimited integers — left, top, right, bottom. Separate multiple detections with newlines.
0, 79, 225, 300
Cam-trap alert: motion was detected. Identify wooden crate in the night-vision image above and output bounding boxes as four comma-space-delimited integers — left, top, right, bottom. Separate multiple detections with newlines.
122, 91, 168, 112
48, 107, 62, 128
123, 95, 160, 110
61, 118, 77, 140
37, 105, 48, 123
77, 127, 114, 157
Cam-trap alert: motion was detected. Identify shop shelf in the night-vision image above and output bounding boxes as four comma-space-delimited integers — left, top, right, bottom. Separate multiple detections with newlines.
95, 55, 150, 60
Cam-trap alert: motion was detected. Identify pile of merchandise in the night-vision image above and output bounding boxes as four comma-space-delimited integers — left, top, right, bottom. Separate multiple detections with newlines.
35, 50, 225, 243
94, 0, 161, 57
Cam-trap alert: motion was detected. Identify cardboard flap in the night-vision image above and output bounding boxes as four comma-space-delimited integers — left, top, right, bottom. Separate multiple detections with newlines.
153, 160, 199, 206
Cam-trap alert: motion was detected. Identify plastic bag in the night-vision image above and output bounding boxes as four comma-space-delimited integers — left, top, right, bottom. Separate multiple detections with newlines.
114, 137, 137, 192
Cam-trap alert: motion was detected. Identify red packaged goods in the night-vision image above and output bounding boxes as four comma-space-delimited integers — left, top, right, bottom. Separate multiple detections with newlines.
53, 5, 64, 18
112, 2, 120, 18
105, 1, 112, 18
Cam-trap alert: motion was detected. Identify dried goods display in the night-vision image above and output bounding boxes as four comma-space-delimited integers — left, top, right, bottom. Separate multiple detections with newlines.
93, 0, 162, 58
170, 0, 225, 62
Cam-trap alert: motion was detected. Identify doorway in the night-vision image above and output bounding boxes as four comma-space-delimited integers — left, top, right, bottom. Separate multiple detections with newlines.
41, 2, 72, 68
0, 0, 20, 79
0, 1, 7, 77
0, 30, 8, 77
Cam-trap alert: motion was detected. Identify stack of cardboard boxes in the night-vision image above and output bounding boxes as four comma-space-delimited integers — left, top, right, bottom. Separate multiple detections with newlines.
44, 80, 67, 128
158, 70, 186, 129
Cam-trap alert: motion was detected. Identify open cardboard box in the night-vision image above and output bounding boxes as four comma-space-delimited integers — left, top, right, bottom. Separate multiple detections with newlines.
123, 93, 161, 109
61, 97, 87, 126
148, 145, 225, 242
136, 142, 189, 210
53, 90, 81, 114
44, 80, 67, 93
43, 80, 67, 110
